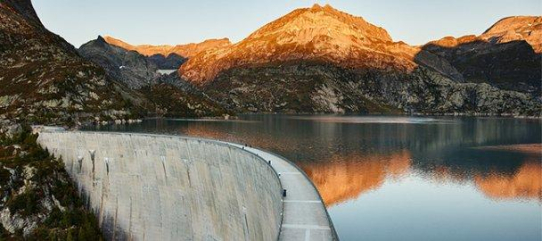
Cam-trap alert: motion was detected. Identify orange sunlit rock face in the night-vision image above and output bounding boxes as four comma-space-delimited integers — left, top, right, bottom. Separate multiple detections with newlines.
482, 16, 542, 53
103, 36, 231, 58
179, 4, 424, 84
426, 17, 541, 53
299, 151, 412, 207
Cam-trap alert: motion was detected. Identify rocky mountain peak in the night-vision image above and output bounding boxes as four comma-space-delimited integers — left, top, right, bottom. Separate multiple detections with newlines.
95, 35, 108, 45
180, 4, 413, 83
247, 4, 392, 44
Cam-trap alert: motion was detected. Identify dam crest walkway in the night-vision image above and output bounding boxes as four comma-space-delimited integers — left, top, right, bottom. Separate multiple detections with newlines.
224, 142, 337, 241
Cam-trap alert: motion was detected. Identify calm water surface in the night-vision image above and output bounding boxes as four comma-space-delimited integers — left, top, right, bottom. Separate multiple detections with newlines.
84, 115, 542, 241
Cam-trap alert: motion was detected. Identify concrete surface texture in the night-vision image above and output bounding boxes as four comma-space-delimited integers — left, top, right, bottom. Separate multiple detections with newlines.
38, 132, 282, 241
38, 131, 338, 241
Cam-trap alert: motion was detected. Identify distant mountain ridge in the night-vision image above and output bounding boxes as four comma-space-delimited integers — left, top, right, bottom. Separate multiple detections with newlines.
103, 36, 231, 58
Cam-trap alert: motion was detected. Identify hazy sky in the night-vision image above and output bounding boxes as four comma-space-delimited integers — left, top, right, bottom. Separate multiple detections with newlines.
33, 0, 541, 47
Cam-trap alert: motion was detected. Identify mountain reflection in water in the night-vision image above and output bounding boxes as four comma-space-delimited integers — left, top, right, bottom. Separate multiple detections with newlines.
297, 144, 541, 207
298, 150, 412, 206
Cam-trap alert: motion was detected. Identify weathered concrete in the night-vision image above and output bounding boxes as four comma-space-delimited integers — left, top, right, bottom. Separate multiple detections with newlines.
37, 131, 338, 241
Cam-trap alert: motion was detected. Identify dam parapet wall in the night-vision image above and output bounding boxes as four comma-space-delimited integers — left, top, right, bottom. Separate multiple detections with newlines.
37, 131, 283, 241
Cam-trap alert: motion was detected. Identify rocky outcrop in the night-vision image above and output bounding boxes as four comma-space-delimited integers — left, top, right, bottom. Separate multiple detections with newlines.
0, 0, 143, 125
78, 36, 160, 89
103, 36, 232, 58
179, 4, 540, 115
422, 16, 542, 94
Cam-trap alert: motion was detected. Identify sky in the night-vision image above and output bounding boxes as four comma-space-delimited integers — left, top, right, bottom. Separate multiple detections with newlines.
33, 0, 541, 48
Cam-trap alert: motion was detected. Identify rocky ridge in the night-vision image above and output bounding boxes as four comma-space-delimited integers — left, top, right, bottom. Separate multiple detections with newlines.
103, 36, 232, 58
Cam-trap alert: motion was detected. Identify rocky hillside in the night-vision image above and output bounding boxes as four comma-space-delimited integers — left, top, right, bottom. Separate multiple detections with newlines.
180, 4, 540, 115
422, 16, 541, 94
79, 36, 160, 89
103, 36, 231, 58
139, 82, 230, 118
0, 0, 145, 126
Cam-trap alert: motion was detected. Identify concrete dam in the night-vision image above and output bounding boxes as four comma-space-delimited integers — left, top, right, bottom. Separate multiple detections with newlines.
37, 131, 337, 241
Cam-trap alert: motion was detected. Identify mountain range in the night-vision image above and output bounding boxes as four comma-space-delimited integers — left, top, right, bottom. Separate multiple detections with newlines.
175, 4, 539, 115
0, 2, 540, 126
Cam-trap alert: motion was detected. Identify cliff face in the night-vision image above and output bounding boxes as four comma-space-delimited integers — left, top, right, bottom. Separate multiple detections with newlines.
0, 0, 142, 125
178, 4, 540, 115
422, 16, 542, 94
103, 36, 232, 58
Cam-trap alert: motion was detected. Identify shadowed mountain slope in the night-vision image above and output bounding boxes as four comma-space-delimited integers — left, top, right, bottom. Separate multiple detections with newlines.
421, 16, 542, 94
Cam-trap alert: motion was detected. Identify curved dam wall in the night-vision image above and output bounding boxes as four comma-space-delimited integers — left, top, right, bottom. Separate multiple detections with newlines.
37, 132, 283, 241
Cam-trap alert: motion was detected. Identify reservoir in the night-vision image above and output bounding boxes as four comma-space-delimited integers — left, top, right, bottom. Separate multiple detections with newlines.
84, 115, 542, 241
